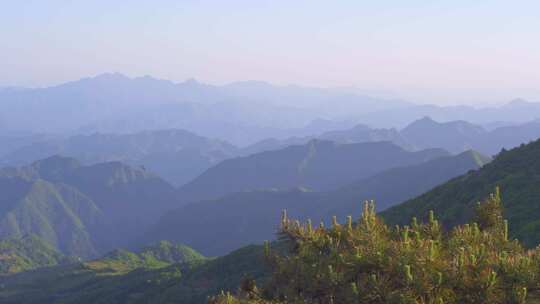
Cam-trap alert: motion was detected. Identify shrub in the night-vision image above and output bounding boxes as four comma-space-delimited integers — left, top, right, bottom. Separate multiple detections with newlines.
209, 189, 540, 304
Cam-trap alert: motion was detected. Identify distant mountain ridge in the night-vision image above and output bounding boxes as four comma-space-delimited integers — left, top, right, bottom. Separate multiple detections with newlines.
354, 99, 540, 129
401, 117, 540, 155
177, 140, 449, 203
241, 123, 411, 155
4, 73, 540, 147
3, 116, 540, 190
0, 129, 239, 186
0, 73, 409, 145
240, 116, 540, 160
401, 116, 486, 153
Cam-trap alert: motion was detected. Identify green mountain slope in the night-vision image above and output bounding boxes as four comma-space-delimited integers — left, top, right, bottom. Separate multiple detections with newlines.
149, 151, 488, 256
0, 177, 102, 257
0, 242, 265, 304
85, 240, 206, 273
0, 235, 67, 274
178, 140, 449, 203
381, 138, 540, 247
0, 156, 178, 257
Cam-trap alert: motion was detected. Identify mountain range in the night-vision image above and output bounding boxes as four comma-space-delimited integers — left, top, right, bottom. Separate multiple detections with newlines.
149, 150, 489, 255
2, 81, 540, 302
354, 98, 540, 129
2, 74, 540, 147
0, 142, 505, 302
3, 116, 540, 186
0, 74, 405, 146
244, 117, 540, 156
1, 128, 540, 302
0, 129, 238, 186
177, 140, 449, 203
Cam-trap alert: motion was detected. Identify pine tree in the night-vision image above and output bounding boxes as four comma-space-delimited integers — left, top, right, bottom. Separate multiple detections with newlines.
209, 189, 540, 304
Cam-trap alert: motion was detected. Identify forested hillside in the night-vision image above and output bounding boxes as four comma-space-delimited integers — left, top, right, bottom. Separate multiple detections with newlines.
0, 156, 177, 256
0, 242, 268, 304
382, 137, 540, 247
0, 235, 68, 274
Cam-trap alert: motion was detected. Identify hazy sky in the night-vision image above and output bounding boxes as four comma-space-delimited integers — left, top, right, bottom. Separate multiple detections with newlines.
1, 0, 539, 104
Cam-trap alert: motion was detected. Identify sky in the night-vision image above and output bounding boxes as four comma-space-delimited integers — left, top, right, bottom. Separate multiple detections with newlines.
1, 0, 539, 105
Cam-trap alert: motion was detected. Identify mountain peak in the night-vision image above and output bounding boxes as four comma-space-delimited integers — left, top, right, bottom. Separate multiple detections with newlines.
417, 116, 437, 124
402, 116, 438, 130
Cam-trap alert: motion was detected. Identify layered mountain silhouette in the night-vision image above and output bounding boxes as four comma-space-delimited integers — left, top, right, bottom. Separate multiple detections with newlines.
475, 119, 540, 154
354, 98, 540, 129
0, 74, 407, 145
400, 117, 486, 153
241, 124, 410, 155
150, 150, 489, 255
0, 129, 238, 186
177, 140, 449, 203
242, 117, 540, 156
0, 156, 177, 257
402, 117, 540, 155
3, 74, 540, 147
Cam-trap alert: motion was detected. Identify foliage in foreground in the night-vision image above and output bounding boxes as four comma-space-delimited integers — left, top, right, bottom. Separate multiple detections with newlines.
0, 242, 268, 304
210, 189, 540, 304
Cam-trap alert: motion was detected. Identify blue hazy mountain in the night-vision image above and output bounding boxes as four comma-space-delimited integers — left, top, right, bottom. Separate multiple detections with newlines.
0, 129, 239, 186
354, 98, 540, 129
241, 123, 411, 155
242, 117, 540, 156
0, 74, 409, 146
400, 117, 487, 153
3, 74, 540, 147
177, 140, 449, 204
149, 150, 489, 255
401, 117, 540, 155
